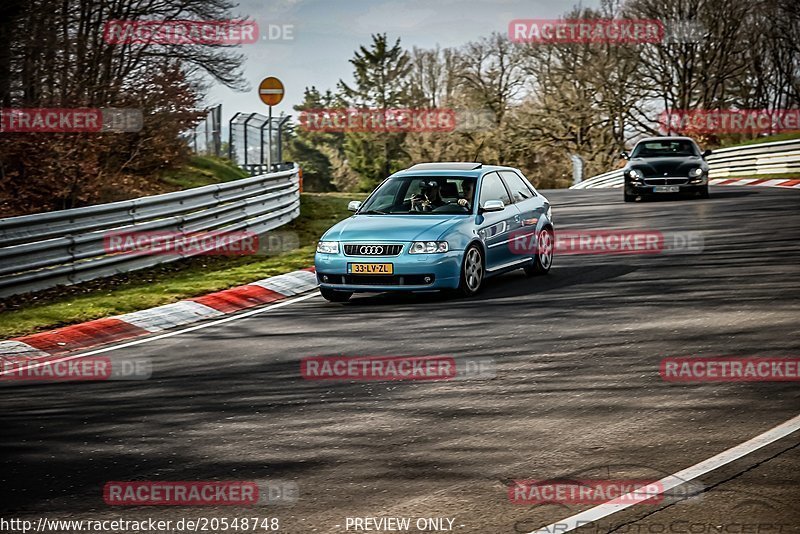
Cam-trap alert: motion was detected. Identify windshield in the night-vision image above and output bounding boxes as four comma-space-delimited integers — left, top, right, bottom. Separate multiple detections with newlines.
358, 176, 477, 215
631, 140, 700, 158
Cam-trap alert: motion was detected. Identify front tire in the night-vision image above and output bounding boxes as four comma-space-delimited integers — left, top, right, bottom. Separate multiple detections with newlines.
320, 287, 352, 302
699, 186, 710, 199
454, 244, 485, 297
524, 227, 554, 276
624, 191, 636, 202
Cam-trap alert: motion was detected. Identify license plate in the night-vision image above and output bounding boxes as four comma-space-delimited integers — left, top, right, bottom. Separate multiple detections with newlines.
348, 263, 393, 274
654, 185, 680, 193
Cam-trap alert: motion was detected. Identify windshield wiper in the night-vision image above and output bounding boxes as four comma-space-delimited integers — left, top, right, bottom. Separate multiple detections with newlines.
358, 209, 387, 215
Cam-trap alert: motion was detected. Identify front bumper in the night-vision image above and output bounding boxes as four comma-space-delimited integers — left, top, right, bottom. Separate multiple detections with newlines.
626, 178, 707, 195
314, 249, 463, 292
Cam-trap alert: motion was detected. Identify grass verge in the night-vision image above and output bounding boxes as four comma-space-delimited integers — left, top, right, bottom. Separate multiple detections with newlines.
719, 173, 800, 180
0, 193, 355, 339
719, 132, 800, 148
159, 155, 250, 189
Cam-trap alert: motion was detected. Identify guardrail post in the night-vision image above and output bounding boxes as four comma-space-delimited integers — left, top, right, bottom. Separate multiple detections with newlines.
66, 234, 77, 284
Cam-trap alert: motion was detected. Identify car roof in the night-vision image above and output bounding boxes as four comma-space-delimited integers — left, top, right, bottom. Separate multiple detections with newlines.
393, 162, 518, 178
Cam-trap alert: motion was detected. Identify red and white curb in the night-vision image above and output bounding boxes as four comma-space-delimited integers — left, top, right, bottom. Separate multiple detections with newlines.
0, 268, 318, 364
573, 175, 800, 190
709, 176, 800, 188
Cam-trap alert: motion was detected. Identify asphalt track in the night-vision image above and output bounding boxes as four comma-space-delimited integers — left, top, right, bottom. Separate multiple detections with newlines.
1, 186, 799, 533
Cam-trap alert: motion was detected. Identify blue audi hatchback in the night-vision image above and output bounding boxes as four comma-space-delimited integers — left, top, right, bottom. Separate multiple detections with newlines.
314, 162, 554, 302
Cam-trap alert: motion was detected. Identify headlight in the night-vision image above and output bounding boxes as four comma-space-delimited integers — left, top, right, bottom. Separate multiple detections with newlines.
689, 168, 704, 177
627, 169, 644, 181
316, 241, 339, 254
545, 206, 552, 221
409, 241, 449, 254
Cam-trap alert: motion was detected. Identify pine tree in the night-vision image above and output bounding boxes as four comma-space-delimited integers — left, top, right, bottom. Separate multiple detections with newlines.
338, 34, 412, 190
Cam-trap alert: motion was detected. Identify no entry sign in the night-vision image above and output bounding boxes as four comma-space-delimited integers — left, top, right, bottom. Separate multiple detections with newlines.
258, 77, 284, 106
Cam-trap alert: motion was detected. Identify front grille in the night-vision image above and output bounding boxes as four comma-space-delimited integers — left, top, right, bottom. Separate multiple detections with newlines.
343, 243, 403, 256
317, 273, 435, 286
644, 178, 688, 185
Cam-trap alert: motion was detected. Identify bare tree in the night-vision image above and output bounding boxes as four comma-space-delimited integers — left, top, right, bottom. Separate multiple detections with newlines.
0, 0, 249, 214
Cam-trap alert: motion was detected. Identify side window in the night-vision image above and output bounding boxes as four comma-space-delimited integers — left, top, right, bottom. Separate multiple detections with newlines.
520, 174, 538, 197
479, 172, 511, 206
500, 171, 535, 202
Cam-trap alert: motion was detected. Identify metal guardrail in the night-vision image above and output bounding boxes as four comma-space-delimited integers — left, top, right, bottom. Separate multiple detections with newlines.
0, 165, 301, 298
571, 139, 800, 189
704, 139, 800, 178
570, 168, 626, 189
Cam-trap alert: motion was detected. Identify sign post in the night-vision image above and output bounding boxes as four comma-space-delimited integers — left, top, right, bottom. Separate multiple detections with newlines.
258, 77, 285, 171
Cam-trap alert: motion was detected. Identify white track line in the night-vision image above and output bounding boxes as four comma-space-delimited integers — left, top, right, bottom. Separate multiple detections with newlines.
0, 291, 320, 375
529, 413, 800, 533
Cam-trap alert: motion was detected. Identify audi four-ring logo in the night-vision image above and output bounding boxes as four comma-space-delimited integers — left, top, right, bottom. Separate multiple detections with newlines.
359, 245, 384, 255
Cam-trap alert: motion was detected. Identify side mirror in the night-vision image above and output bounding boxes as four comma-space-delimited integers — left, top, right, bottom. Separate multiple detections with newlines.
620, 151, 630, 160
347, 200, 362, 212
480, 200, 505, 213
702, 149, 712, 158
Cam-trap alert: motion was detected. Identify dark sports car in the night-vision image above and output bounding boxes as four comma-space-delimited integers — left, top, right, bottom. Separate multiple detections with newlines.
622, 136, 712, 202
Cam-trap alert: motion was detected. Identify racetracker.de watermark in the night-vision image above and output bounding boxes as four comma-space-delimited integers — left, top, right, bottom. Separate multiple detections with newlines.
509, 479, 665, 505
661, 20, 705, 44
103, 480, 298, 506
300, 356, 495, 381
0, 357, 151, 383
509, 19, 663, 44
299, 109, 456, 133
0, 108, 143, 133
660, 109, 800, 134
103, 230, 299, 256
105, 231, 257, 256
103, 20, 258, 45
509, 230, 703, 255
660, 357, 800, 382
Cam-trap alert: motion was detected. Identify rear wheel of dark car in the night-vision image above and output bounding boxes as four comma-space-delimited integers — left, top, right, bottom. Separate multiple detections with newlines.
524, 227, 554, 276
454, 244, 484, 297
320, 287, 352, 302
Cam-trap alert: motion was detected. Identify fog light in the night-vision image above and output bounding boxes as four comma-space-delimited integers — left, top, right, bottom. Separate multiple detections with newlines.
322, 275, 329, 282
424, 276, 432, 283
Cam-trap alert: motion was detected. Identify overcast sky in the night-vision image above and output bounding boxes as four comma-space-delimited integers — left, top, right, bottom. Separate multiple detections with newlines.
206, 0, 599, 124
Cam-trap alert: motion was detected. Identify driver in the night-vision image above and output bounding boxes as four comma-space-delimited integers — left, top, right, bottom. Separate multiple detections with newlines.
411, 180, 445, 212
457, 180, 475, 210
